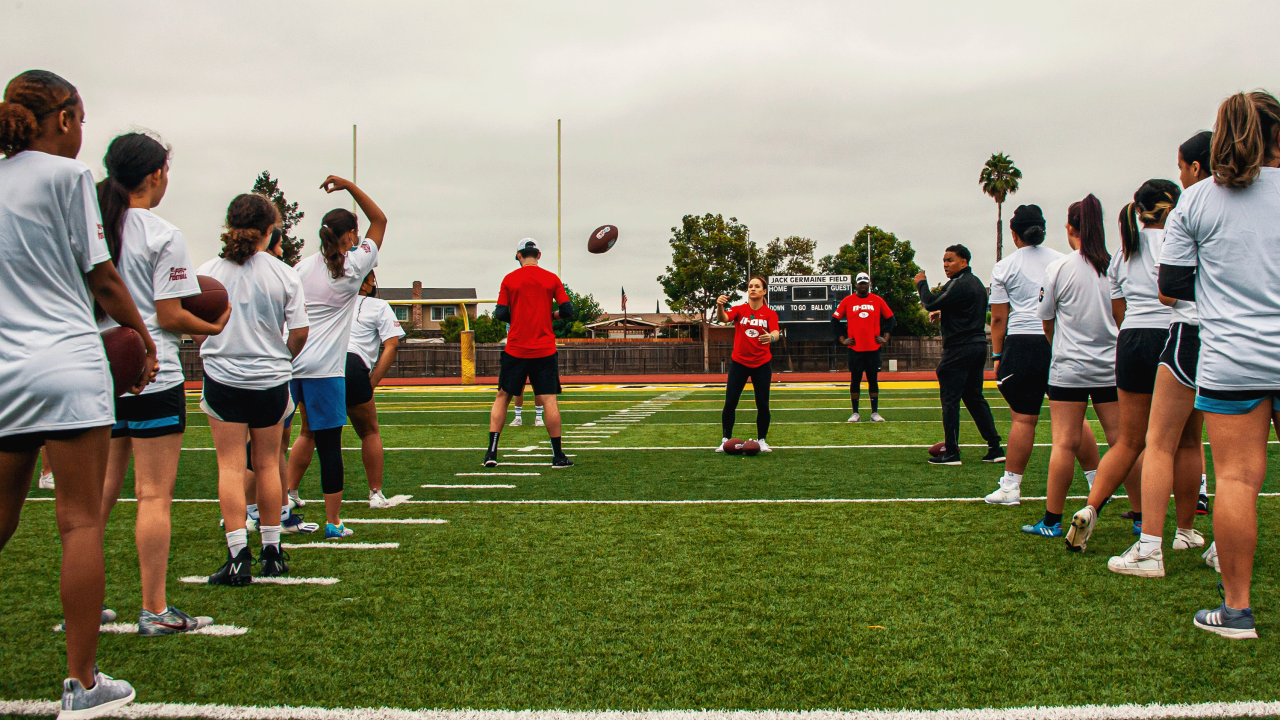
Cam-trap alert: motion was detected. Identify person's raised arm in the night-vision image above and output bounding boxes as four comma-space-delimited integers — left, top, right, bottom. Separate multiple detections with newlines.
715, 295, 731, 324
85, 261, 158, 392
913, 271, 954, 311
320, 175, 387, 247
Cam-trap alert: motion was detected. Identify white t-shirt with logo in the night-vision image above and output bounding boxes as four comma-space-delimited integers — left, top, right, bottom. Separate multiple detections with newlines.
989, 244, 1064, 336
1037, 250, 1119, 388
1107, 227, 1172, 331
1161, 167, 1280, 390
291, 238, 379, 379
347, 295, 406, 370
97, 209, 200, 393
0, 151, 114, 434
197, 252, 309, 390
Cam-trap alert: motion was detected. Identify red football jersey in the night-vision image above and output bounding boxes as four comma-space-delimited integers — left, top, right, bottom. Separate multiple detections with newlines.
497, 264, 569, 359
832, 293, 893, 351
725, 303, 779, 368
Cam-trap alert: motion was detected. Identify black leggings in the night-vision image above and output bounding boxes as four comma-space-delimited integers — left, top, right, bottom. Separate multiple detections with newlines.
314, 426, 344, 495
722, 360, 772, 440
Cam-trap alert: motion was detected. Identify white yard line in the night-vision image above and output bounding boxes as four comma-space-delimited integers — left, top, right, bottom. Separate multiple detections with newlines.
424, 483, 518, 488
178, 576, 339, 585
455, 472, 539, 476
281, 542, 399, 549
4, 699, 1280, 720
341, 518, 446, 524
51, 623, 248, 636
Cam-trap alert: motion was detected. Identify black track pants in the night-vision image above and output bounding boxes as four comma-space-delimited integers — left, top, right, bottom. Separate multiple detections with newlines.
722, 360, 772, 440
936, 343, 1001, 453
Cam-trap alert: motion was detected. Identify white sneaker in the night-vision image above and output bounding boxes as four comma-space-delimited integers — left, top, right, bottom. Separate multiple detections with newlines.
1173, 528, 1206, 550
534, 417, 545, 427
847, 413, 860, 423
1108, 541, 1165, 577
244, 515, 258, 533
715, 437, 728, 453
1065, 505, 1097, 552
1203, 541, 1220, 572
369, 489, 391, 509
509, 416, 523, 427
756, 439, 772, 453
38, 472, 55, 490
869, 412, 886, 422
983, 480, 1021, 506
288, 489, 305, 508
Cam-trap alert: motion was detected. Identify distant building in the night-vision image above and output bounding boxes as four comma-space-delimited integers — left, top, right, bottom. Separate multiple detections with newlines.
379, 282, 477, 334
585, 312, 704, 339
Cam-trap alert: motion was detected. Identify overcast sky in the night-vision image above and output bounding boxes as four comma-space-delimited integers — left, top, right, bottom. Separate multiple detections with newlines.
7, 1, 1278, 312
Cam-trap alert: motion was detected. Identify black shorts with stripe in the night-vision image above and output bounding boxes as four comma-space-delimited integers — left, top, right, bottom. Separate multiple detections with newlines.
112, 384, 187, 438
201, 377, 293, 429
1160, 322, 1199, 389
995, 334, 1051, 415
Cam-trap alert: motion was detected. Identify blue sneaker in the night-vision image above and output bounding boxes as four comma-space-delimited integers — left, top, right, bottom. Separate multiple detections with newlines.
1133, 520, 1143, 536
324, 523, 353, 540
1021, 519, 1063, 537
1194, 602, 1257, 640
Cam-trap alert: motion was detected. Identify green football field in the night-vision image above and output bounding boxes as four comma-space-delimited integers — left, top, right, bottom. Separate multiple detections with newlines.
2, 382, 1278, 717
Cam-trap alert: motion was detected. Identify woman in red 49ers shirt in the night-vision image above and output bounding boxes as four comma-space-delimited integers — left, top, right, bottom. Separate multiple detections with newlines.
715, 276, 780, 452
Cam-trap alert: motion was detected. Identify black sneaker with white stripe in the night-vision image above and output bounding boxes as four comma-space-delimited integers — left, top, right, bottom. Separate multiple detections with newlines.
207, 547, 254, 586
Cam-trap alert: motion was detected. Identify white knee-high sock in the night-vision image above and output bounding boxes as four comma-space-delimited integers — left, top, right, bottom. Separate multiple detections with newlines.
226, 528, 248, 556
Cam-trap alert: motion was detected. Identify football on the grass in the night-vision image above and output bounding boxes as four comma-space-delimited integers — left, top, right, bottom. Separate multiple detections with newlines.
181, 275, 228, 323
101, 326, 146, 396
587, 225, 619, 254
723, 438, 745, 455
928, 441, 946, 457
741, 439, 761, 456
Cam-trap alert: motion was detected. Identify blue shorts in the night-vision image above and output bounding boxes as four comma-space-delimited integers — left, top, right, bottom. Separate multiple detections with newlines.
1195, 387, 1280, 415
289, 377, 346, 431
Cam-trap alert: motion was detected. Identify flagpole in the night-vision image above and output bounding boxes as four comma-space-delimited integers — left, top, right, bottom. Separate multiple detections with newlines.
352, 124, 357, 214
557, 119, 562, 278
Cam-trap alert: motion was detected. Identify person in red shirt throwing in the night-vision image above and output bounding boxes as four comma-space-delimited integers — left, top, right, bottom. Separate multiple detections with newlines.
483, 238, 575, 468
715, 276, 780, 453
831, 272, 895, 422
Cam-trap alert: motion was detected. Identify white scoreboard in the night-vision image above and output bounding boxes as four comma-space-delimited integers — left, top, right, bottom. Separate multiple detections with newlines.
767, 274, 853, 341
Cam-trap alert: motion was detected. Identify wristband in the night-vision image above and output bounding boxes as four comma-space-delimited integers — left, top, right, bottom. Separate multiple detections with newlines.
991, 353, 1002, 361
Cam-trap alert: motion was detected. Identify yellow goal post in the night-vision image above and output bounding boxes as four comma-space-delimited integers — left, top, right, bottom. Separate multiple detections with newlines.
384, 298, 499, 385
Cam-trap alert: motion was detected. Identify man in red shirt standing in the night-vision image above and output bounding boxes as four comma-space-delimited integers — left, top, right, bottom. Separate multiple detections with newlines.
484, 239, 575, 468
831, 272, 895, 422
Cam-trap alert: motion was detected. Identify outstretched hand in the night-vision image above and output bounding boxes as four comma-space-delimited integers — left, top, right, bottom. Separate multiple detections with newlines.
320, 175, 355, 194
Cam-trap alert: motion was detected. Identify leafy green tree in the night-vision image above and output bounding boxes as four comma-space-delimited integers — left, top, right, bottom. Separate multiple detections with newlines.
818, 225, 936, 336
554, 284, 602, 338
251, 171, 305, 266
761, 236, 817, 277
441, 312, 507, 343
980, 152, 1022, 262
658, 214, 755, 321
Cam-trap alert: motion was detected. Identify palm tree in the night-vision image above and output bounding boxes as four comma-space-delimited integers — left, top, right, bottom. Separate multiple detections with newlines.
979, 153, 1022, 262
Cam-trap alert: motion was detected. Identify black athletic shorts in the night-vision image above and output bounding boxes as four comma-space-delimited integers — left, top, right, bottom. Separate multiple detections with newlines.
995, 334, 1051, 415
200, 377, 293, 429
1115, 327, 1168, 395
498, 351, 562, 397
0, 427, 92, 453
1047, 385, 1119, 404
345, 353, 375, 407
111, 384, 187, 439
1160, 322, 1199, 389
847, 348, 882, 377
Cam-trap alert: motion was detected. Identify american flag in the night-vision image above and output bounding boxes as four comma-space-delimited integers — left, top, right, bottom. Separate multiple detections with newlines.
621, 286, 628, 313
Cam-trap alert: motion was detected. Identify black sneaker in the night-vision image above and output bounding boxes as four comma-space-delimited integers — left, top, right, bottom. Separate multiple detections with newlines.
551, 455, 574, 469
260, 544, 289, 577
928, 451, 962, 466
207, 547, 254, 586
1198, 494, 1210, 515
982, 446, 1006, 463
482, 451, 498, 468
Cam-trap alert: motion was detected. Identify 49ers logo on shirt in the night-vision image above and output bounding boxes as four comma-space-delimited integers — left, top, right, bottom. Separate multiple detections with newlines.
169, 267, 188, 281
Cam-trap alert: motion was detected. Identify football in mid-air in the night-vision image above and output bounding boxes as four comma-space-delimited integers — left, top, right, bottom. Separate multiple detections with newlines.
181, 275, 229, 323
101, 326, 146, 396
587, 225, 619, 254
722, 438, 745, 455
741, 439, 761, 456
928, 441, 946, 457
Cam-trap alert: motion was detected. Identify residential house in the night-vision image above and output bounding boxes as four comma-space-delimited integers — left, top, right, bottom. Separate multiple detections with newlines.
379, 282, 478, 335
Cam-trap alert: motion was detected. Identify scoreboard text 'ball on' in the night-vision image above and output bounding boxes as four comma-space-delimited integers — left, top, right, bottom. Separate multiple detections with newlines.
102, 326, 146, 397
588, 225, 619, 254
723, 438, 745, 455
182, 275, 229, 323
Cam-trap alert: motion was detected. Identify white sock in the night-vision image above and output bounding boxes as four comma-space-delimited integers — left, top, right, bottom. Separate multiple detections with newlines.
246, 503, 259, 520
1003, 471, 1023, 488
225, 528, 248, 557
536, 406, 544, 419
1084, 469, 1097, 489
260, 525, 281, 547
514, 407, 522, 419
1138, 532, 1162, 556
1200, 474, 1208, 495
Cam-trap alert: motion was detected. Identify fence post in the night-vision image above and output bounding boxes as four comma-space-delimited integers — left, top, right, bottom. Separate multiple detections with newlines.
460, 331, 476, 385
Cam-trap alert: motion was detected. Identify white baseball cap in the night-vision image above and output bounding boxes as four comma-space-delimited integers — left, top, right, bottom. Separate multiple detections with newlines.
517, 238, 540, 252
856, 272, 871, 283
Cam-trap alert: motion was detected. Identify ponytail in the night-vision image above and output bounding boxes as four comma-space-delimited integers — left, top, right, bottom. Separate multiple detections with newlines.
0, 70, 79, 158
96, 132, 170, 266
1117, 180, 1180, 261
319, 208, 357, 280
219, 193, 279, 265
1068, 194, 1109, 276
1212, 90, 1280, 189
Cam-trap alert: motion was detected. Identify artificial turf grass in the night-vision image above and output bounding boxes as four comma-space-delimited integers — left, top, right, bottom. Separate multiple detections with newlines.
0, 499, 1275, 711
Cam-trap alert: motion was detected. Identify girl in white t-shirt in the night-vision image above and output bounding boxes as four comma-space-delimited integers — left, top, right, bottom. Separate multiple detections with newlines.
1029, 195, 1124, 542
94, 133, 230, 634
0, 69, 155, 713
345, 272, 405, 508
284, 177, 386, 539
197, 193, 309, 586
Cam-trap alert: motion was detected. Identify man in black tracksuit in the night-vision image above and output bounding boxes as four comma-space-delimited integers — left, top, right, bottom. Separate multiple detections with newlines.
914, 244, 1004, 465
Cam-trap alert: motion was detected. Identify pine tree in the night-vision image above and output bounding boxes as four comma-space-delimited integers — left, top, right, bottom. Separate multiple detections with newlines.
251, 171, 305, 266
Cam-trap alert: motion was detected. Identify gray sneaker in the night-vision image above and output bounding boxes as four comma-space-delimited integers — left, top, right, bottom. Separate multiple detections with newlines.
1194, 602, 1258, 640
99, 606, 116, 624
138, 606, 213, 637
59, 667, 135, 719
